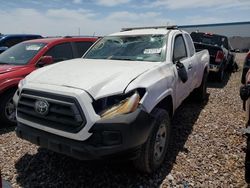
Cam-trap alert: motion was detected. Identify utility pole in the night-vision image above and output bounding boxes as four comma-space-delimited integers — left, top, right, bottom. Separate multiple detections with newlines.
78, 27, 80, 36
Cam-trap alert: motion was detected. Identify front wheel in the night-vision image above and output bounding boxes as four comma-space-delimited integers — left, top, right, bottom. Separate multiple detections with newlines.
133, 108, 171, 173
0, 90, 17, 127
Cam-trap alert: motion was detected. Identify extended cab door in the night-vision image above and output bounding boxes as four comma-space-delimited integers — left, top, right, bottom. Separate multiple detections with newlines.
172, 34, 193, 106
183, 33, 198, 90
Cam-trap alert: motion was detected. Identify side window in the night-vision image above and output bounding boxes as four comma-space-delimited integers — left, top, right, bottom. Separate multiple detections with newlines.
74, 41, 94, 57
45, 43, 73, 63
173, 35, 187, 62
184, 34, 195, 57
2, 37, 23, 47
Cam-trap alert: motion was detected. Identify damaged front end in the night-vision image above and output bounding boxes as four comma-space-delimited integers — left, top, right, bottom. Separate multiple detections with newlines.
92, 88, 146, 119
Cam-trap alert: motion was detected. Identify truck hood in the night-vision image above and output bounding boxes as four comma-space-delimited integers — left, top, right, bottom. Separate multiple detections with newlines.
0, 64, 26, 74
28, 59, 158, 99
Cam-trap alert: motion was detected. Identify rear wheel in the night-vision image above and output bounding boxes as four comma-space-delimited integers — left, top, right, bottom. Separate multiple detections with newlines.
0, 89, 17, 127
217, 65, 225, 82
133, 108, 171, 173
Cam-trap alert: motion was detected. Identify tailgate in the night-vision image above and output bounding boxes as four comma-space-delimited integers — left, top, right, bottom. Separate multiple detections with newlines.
194, 42, 222, 64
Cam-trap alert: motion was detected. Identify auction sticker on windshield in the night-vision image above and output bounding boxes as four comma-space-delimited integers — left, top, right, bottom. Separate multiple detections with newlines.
143, 48, 162, 54
26, 45, 42, 51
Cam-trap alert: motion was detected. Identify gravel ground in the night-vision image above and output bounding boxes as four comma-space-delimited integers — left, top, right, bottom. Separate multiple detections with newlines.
0, 53, 248, 188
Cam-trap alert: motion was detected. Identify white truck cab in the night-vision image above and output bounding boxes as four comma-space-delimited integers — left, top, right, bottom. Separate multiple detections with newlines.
15, 26, 209, 173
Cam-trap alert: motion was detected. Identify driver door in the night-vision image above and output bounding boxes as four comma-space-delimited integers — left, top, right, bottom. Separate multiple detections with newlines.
173, 34, 193, 106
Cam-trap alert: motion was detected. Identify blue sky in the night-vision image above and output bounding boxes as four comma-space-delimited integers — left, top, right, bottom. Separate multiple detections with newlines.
0, 0, 249, 36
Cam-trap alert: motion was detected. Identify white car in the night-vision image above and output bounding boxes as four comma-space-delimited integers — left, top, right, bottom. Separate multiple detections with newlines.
15, 26, 209, 173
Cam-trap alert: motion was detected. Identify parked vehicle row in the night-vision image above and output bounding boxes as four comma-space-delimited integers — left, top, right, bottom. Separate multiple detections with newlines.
191, 32, 236, 82
0, 36, 98, 125
0, 34, 42, 54
14, 26, 209, 173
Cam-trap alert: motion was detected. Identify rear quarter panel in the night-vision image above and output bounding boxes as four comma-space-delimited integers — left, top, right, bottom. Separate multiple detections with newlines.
194, 49, 210, 88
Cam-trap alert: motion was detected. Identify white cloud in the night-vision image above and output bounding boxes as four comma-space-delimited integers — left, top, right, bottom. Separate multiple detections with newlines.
105, 11, 172, 29
149, 0, 250, 10
95, 0, 131, 7
106, 11, 161, 22
73, 0, 82, 4
0, 8, 168, 36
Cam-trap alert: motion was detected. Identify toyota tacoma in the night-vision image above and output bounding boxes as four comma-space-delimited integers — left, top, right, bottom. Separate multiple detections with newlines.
15, 26, 209, 173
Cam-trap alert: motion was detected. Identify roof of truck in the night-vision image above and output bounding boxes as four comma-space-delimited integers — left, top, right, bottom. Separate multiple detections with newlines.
110, 29, 171, 36
109, 25, 184, 36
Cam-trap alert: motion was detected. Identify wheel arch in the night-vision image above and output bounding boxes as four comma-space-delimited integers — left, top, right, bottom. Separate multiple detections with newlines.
0, 77, 22, 96
153, 95, 173, 118
0, 85, 18, 97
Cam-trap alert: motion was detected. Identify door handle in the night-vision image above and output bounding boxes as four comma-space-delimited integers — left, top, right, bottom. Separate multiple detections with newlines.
188, 64, 192, 70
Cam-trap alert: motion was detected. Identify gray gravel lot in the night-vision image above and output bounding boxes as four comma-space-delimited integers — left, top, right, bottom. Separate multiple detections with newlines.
0, 53, 247, 187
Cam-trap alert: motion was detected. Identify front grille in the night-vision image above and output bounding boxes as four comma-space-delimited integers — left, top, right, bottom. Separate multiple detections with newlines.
17, 89, 86, 133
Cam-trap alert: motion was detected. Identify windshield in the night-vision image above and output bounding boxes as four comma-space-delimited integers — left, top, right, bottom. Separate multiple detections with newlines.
84, 35, 166, 62
0, 42, 46, 65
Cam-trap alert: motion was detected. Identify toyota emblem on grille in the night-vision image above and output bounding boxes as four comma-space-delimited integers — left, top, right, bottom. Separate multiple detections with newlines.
34, 100, 50, 116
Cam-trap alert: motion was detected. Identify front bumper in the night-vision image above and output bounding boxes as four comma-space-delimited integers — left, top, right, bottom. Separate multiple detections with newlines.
16, 108, 154, 160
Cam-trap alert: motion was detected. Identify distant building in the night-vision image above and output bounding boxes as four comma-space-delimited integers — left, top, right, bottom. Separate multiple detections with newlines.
180, 21, 250, 37
180, 21, 250, 50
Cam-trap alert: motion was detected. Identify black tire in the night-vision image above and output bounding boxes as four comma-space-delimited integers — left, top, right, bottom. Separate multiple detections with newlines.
217, 65, 225, 82
245, 137, 250, 183
0, 89, 17, 127
133, 108, 171, 173
193, 71, 208, 102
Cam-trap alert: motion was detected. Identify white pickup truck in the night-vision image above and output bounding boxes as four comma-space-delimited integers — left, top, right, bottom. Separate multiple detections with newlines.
15, 26, 209, 173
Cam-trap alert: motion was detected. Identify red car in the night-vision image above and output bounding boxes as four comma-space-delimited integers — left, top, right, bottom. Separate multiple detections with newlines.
0, 36, 98, 126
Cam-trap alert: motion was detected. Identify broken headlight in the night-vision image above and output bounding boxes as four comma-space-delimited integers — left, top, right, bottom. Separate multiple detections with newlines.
93, 89, 145, 119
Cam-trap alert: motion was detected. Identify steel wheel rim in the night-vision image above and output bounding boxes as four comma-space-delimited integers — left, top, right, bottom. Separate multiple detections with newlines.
5, 98, 16, 122
154, 122, 167, 161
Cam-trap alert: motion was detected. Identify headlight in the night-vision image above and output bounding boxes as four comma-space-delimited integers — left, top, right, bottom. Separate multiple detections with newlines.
100, 92, 140, 119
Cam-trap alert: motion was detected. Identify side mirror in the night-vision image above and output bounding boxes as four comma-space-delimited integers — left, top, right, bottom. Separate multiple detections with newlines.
240, 86, 250, 101
36, 56, 53, 68
240, 85, 250, 110
176, 61, 188, 83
